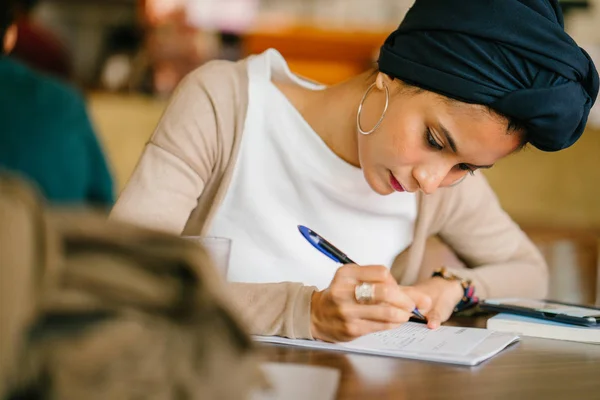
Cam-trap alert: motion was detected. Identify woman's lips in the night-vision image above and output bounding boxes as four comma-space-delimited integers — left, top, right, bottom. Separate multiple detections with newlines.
389, 172, 405, 192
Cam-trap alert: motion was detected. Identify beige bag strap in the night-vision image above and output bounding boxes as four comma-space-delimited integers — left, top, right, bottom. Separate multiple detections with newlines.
0, 174, 54, 396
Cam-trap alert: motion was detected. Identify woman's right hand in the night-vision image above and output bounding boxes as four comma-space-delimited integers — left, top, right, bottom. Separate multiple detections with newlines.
310, 264, 431, 342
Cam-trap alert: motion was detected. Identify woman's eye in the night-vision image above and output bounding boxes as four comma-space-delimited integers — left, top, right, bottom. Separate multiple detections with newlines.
426, 129, 476, 176
458, 163, 476, 175
426, 129, 443, 150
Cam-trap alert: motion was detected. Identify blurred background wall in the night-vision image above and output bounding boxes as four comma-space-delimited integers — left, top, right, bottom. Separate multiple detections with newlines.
14, 0, 600, 303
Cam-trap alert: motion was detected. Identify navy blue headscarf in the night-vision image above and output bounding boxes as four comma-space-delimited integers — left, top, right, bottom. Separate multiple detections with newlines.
378, 0, 599, 151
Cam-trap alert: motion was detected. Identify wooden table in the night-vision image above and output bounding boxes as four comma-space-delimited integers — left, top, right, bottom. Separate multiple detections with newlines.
255, 316, 600, 400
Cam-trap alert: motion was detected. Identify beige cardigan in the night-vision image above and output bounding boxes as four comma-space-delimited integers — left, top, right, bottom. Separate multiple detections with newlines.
110, 57, 548, 339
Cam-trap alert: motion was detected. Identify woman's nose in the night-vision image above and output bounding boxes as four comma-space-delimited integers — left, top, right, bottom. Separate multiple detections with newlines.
414, 164, 463, 194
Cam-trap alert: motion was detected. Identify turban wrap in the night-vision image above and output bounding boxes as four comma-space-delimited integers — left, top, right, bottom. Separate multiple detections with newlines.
378, 0, 599, 151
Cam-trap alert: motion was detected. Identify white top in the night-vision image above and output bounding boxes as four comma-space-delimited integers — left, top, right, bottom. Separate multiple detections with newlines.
207, 49, 417, 290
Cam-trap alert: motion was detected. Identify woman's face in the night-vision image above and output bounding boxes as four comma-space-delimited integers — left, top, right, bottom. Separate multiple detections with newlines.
357, 74, 524, 195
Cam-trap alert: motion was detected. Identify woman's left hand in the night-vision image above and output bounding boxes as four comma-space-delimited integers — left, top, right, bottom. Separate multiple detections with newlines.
408, 277, 464, 329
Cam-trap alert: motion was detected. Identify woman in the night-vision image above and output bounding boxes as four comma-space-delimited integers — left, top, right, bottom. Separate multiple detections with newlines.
111, 0, 598, 342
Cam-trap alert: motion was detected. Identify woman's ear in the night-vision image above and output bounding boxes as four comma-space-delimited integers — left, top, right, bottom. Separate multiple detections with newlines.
375, 72, 394, 91
3, 25, 18, 54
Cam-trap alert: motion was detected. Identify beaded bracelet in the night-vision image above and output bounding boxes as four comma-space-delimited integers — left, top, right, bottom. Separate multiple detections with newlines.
431, 267, 479, 312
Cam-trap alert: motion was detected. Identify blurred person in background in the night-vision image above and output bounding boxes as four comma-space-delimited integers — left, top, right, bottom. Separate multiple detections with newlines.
10, 0, 72, 81
111, 0, 598, 343
0, 0, 115, 208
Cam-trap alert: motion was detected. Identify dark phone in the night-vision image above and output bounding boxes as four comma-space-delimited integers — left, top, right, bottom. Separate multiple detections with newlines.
480, 298, 600, 327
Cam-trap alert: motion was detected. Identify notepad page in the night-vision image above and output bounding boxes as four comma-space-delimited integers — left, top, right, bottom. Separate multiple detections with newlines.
254, 322, 520, 366
343, 323, 489, 355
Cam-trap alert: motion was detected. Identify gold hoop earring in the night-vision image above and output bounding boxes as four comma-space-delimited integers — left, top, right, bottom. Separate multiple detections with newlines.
356, 82, 389, 135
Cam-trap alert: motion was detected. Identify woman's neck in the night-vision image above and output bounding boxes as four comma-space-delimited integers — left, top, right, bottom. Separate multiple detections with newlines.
274, 72, 372, 168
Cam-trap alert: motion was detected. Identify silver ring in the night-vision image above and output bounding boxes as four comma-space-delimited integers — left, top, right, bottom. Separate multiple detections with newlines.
356, 82, 389, 135
354, 282, 375, 303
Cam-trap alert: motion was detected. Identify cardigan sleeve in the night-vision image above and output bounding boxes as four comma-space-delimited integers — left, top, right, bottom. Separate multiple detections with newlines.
109, 67, 221, 234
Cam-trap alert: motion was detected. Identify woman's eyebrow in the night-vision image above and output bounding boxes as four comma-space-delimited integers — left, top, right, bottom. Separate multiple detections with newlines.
439, 123, 494, 169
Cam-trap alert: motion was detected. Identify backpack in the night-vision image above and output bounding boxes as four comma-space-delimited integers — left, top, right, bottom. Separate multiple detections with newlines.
0, 174, 264, 399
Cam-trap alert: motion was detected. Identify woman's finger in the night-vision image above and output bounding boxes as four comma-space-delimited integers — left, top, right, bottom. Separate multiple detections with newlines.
329, 280, 417, 313
339, 303, 413, 324
403, 286, 433, 314
335, 318, 404, 342
426, 300, 455, 330
374, 283, 417, 312
335, 264, 391, 284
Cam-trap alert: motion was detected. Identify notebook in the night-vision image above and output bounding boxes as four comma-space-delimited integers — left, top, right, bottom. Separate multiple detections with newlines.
487, 313, 600, 344
254, 322, 519, 366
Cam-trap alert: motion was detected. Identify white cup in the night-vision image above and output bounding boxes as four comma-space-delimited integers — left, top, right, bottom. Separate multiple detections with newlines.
182, 236, 232, 279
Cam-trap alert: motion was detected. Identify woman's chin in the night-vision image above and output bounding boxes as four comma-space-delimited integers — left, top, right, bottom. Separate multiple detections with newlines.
363, 170, 394, 196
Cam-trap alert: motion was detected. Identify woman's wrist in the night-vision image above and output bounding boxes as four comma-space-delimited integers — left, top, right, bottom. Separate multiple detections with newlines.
431, 268, 479, 312
432, 276, 464, 303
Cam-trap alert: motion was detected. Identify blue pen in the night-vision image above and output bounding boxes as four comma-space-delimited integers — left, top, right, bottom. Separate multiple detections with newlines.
298, 225, 426, 320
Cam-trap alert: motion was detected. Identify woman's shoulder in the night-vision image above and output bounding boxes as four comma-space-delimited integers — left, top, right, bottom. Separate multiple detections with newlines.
177, 57, 250, 108
186, 57, 247, 84
146, 57, 252, 173
152, 57, 251, 137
